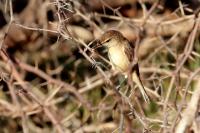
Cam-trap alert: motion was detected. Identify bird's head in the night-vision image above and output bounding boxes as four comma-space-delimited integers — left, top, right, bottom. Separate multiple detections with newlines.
99, 30, 124, 48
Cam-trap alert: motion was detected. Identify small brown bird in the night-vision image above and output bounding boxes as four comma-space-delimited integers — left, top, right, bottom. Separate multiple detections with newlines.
99, 30, 149, 103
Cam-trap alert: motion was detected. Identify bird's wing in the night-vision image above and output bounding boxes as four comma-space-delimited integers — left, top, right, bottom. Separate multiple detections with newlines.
123, 40, 135, 63
124, 40, 150, 103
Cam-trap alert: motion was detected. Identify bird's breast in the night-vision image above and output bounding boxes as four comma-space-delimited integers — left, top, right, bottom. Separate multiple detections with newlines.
108, 45, 130, 72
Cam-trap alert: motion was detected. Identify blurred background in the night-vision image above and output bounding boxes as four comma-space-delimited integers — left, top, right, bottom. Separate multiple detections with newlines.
0, 0, 200, 133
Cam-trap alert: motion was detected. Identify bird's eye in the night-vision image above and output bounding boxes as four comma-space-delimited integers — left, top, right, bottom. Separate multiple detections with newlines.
105, 39, 111, 43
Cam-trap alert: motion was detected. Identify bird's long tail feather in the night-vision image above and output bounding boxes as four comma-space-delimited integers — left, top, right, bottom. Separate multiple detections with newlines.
132, 71, 150, 103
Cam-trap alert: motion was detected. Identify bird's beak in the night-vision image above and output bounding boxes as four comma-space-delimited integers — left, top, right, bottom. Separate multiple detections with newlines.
92, 39, 103, 50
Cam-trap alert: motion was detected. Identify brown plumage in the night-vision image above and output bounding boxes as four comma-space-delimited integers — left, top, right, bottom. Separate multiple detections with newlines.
99, 30, 150, 103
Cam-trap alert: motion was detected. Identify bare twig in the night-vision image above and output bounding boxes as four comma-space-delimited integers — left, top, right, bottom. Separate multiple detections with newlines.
175, 77, 200, 133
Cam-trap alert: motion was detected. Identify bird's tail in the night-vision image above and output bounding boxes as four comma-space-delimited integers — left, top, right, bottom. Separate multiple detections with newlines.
132, 71, 150, 103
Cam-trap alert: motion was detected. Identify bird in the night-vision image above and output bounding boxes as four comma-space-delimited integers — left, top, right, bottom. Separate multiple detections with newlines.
98, 30, 150, 103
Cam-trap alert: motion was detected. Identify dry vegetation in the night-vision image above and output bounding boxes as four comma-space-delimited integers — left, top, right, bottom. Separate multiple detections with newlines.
0, 0, 200, 133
